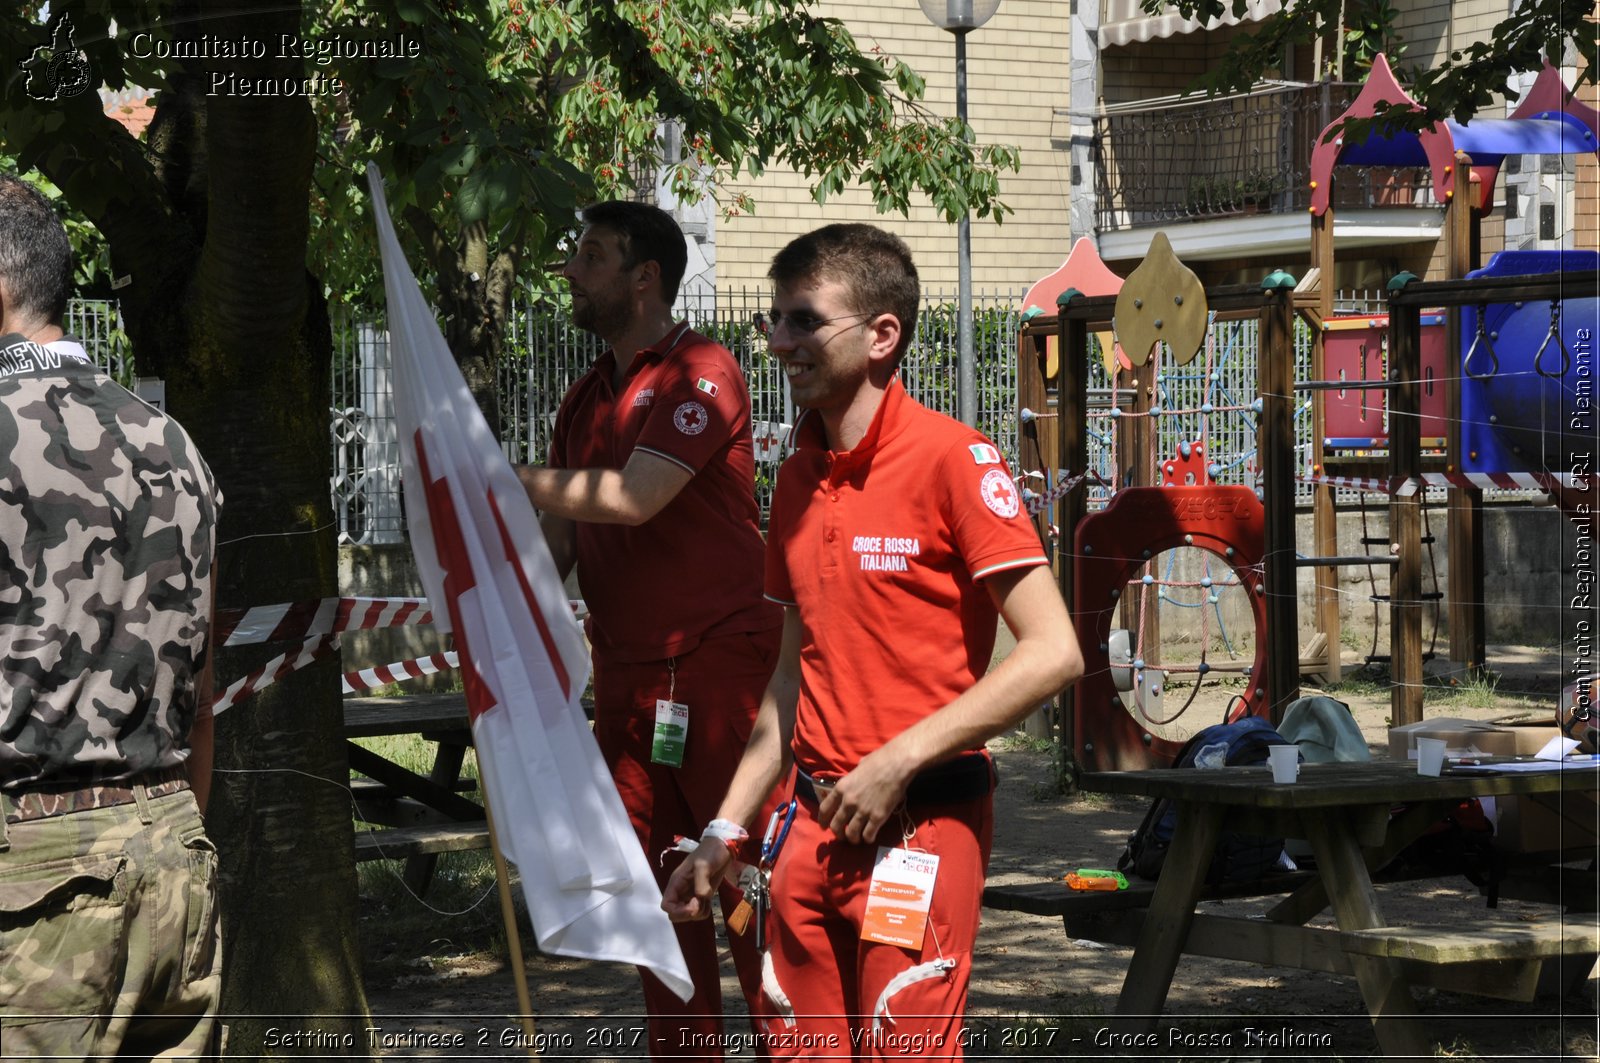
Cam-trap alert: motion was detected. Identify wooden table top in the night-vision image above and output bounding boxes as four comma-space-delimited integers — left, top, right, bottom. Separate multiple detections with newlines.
1082, 758, 1600, 809
342, 694, 471, 738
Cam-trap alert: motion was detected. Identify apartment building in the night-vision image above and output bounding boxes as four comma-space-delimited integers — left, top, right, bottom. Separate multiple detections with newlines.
1083, 0, 1596, 289
710, 0, 1073, 295
691, 1, 1592, 303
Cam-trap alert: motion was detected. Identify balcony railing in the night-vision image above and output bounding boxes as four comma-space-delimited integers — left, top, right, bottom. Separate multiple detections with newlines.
1093, 82, 1440, 233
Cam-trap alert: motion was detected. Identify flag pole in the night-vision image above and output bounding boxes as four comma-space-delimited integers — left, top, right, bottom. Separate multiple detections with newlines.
480, 769, 539, 1057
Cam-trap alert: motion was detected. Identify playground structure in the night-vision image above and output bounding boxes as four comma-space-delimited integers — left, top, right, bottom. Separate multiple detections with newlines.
1305, 55, 1600, 680
1018, 58, 1600, 773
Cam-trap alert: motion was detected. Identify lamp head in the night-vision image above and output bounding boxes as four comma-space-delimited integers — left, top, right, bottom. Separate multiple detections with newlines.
918, 0, 1002, 32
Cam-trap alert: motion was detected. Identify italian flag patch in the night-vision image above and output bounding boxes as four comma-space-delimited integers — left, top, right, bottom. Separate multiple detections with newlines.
695, 377, 719, 398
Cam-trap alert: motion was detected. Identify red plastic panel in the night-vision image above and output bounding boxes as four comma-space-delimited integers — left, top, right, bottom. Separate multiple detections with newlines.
1071, 485, 1269, 772
1322, 318, 1387, 445
1322, 314, 1447, 449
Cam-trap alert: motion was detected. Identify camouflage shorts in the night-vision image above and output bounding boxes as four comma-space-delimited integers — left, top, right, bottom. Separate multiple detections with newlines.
0, 785, 221, 1061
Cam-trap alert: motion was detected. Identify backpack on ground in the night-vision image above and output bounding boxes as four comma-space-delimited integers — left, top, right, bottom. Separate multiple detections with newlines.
1116, 714, 1291, 885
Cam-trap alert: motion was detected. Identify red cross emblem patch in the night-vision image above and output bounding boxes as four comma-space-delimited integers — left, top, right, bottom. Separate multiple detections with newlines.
980, 468, 1020, 519
673, 400, 708, 436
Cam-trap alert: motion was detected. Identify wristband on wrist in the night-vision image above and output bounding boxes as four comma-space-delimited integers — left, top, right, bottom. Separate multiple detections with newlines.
702, 818, 748, 856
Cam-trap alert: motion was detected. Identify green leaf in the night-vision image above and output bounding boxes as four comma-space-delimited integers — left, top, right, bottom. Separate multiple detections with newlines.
528, 164, 581, 212
440, 142, 478, 177
457, 168, 491, 224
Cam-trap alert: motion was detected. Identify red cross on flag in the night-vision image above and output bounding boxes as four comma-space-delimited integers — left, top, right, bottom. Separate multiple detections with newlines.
366, 165, 691, 1000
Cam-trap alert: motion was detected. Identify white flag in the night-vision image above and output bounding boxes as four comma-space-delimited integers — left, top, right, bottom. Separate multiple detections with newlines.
366, 164, 692, 1000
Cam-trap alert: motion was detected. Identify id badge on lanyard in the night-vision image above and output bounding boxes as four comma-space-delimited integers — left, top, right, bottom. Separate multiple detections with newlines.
861, 847, 940, 950
650, 657, 688, 768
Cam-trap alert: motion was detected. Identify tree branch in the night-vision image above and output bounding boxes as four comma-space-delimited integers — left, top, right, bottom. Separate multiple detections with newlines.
402, 201, 461, 292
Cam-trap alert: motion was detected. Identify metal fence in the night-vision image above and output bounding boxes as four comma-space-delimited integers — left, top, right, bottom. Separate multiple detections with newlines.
330, 287, 1025, 545
64, 289, 1517, 550
64, 299, 133, 385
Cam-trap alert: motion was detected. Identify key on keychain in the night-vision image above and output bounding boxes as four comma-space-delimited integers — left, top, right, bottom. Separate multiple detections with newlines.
751, 871, 769, 952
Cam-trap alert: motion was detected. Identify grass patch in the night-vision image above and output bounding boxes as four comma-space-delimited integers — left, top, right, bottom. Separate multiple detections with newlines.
1424, 669, 1501, 708
996, 731, 1055, 755
1027, 778, 1070, 801
352, 732, 479, 779
1321, 669, 1389, 700
1340, 624, 1374, 652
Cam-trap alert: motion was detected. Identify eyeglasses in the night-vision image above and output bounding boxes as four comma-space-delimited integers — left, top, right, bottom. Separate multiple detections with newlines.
755, 309, 873, 337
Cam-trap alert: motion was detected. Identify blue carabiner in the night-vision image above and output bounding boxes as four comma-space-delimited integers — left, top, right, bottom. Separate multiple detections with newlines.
761, 798, 797, 868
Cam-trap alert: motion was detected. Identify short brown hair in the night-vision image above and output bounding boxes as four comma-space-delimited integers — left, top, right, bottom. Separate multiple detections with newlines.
768, 224, 919, 360
580, 201, 687, 303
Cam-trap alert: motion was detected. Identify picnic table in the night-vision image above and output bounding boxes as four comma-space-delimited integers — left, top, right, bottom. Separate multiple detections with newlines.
1078, 759, 1600, 1057
343, 693, 487, 892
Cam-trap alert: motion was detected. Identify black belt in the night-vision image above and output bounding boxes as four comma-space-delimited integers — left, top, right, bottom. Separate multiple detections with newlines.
794, 752, 995, 807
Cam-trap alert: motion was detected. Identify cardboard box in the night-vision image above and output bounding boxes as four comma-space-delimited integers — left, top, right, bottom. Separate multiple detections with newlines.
1387, 718, 1563, 760
1387, 720, 1599, 852
1491, 791, 1600, 854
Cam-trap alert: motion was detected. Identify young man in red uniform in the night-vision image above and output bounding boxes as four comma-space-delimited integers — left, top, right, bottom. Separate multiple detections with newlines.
517, 202, 781, 1058
663, 224, 1083, 1058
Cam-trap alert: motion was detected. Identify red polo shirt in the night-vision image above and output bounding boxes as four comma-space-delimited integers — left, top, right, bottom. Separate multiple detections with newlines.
765, 378, 1049, 776
550, 323, 779, 662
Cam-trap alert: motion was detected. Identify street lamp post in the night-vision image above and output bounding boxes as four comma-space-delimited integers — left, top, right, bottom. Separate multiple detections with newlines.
918, 0, 1001, 427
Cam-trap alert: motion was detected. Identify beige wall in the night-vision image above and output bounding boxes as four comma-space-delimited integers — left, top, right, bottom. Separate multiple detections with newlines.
1393, 0, 1502, 71
714, 0, 1073, 295
1577, 76, 1599, 254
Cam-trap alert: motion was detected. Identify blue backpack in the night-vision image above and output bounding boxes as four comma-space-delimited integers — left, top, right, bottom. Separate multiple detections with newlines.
1117, 715, 1291, 885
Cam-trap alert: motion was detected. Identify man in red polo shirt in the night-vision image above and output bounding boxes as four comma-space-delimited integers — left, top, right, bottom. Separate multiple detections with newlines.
517, 202, 781, 1058
663, 224, 1083, 1058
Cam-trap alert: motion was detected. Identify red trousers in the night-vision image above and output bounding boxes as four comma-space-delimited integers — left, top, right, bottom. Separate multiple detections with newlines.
760, 792, 993, 1060
593, 628, 783, 1060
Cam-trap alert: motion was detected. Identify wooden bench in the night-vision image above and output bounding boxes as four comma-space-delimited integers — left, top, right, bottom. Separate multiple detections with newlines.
986, 874, 1600, 1003
1341, 920, 1600, 963
343, 692, 594, 890
984, 872, 1323, 953
984, 871, 1317, 919
353, 822, 493, 862
1340, 919, 1600, 1000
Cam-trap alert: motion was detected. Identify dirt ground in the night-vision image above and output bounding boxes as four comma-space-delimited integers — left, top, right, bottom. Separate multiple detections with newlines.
357, 647, 1600, 1062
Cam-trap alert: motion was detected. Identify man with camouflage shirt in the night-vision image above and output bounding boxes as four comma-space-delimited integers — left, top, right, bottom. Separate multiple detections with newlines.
0, 174, 223, 1058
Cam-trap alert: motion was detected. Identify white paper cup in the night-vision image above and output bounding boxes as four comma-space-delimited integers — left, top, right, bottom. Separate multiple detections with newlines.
1415, 736, 1447, 776
1268, 744, 1300, 783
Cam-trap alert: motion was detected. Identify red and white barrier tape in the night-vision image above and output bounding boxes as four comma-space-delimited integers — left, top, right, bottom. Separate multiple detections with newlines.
342, 651, 460, 695
1297, 472, 1394, 494
212, 634, 341, 716
1299, 470, 1584, 497
210, 596, 587, 713
214, 596, 433, 647
1023, 469, 1100, 515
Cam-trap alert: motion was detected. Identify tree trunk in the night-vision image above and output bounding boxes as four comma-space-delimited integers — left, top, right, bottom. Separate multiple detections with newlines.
124, 3, 371, 1054
402, 206, 512, 440
3, 3, 370, 1048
